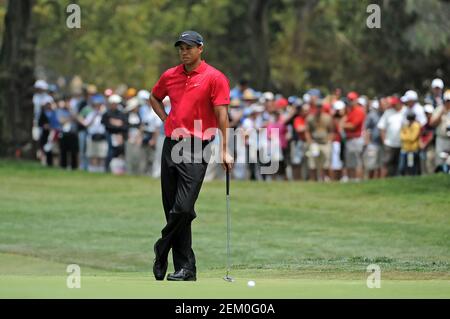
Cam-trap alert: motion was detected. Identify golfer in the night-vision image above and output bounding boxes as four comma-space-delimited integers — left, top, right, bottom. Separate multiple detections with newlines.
150, 30, 234, 281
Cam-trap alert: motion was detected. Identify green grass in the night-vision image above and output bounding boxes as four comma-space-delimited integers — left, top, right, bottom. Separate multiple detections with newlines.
0, 159, 449, 298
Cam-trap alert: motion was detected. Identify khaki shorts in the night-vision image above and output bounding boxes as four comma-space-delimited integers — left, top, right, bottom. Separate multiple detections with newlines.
345, 136, 364, 169
363, 143, 382, 170
86, 137, 108, 158
307, 142, 331, 170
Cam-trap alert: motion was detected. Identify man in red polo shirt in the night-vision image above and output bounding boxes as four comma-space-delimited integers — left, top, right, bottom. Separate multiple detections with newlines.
340, 92, 366, 180
150, 31, 234, 281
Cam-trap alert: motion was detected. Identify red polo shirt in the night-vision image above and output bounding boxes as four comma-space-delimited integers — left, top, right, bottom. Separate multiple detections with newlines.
344, 105, 366, 139
151, 60, 230, 141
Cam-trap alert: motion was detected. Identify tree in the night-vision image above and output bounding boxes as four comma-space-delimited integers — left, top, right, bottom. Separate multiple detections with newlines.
0, 0, 36, 158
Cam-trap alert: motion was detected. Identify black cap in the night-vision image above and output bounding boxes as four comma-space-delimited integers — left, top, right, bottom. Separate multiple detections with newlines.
174, 30, 204, 47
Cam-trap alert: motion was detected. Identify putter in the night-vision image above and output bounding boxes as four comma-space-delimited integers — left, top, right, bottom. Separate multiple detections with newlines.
223, 166, 234, 283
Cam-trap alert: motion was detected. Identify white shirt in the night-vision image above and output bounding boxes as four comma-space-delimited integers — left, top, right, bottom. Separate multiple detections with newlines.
140, 104, 162, 133
85, 111, 106, 135
377, 108, 404, 148
405, 103, 427, 126
33, 93, 54, 121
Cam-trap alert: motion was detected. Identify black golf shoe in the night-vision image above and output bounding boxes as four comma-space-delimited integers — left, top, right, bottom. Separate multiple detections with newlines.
153, 245, 168, 281
153, 258, 168, 281
166, 268, 197, 281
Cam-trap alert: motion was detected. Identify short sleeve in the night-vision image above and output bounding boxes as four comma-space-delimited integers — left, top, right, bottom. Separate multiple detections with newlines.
151, 72, 168, 101
211, 73, 230, 106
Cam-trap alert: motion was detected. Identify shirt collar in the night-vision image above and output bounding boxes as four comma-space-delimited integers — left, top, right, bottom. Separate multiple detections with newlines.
177, 60, 207, 75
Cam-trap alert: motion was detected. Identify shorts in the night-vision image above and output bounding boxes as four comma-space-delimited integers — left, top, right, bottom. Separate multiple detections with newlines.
86, 137, 108, 158
435, 136, 450, 166
290, 140, 305, 165
363, 143, 382, 170
345, 136, 364, 169
383, 145, 400, 166
307, 142, 331, 170
330, 141, 343, 170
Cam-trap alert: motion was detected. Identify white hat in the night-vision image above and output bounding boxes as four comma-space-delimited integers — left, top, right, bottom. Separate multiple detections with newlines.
370, 100, 379, 109
423, 104, 434, 114
137, 89, 150, 101
403, 90, 418, 102
263, 91, 275, 102
357, 97, 367, 107
34, 80, 48, 90
125, 97, 140, 112
250, 103, 265, 114
333, 100, 345, 111
431, 78, 444, 89
108, 94, 122, 104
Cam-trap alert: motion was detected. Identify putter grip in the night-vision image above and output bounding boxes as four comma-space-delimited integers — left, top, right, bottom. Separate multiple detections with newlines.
226, 168, 230, 196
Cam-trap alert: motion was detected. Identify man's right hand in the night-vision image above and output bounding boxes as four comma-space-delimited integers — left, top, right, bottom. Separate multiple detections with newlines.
222, 151, 234, 171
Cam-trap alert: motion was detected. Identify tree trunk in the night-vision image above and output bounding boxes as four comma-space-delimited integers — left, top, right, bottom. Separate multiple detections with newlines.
247, 0, 271, 91
0, 0, 36, 159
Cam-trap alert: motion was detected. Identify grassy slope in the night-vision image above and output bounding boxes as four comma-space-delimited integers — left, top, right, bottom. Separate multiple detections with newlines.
0, 160, 449, 277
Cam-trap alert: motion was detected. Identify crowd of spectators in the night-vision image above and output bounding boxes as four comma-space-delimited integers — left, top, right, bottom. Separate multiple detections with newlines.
32, 77, 450, 182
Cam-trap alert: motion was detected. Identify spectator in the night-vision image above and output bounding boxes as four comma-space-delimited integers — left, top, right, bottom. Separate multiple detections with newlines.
363, 99, 383, 179
33, 80, 53, 161
430, 90, 450, 172
242, 104, 265, 180
341, 92, 366, 181
402, 90, 427, 126
229, 98, 244, 129
230, 79, 252, 100
80, 94, 108, 172
305, 101, 333, 181
33, 80, 51, 123
291, 103, 309, 180
102, 94, 128, 172
57, 96, 79, 170
330, 100, 346, 181
77, 85, 97, 170
425, 78, 444, 108
138, 90, 161, 176
420, 104, 436, 175
377, 96, 404, 177
37, 96, 57, 166
266, 110, 289, 180
151, 96, 171, 178
399, 111, 421, 176
124, 97, 143, 175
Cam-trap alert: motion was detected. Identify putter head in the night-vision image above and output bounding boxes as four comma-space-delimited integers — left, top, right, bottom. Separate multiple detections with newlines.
223, 275, 234, 282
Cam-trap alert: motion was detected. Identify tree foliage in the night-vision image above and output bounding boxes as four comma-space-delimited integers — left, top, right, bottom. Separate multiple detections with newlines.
3, 0, 449, 95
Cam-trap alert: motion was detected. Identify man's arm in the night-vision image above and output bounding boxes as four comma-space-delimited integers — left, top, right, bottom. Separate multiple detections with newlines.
214, 105, 234, 171
149, 94, 168, 123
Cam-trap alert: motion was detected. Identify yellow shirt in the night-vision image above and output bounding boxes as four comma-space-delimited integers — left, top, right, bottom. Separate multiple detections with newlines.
400, 122, 421, 152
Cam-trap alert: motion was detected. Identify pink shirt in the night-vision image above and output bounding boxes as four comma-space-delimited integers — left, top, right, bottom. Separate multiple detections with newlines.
267, 121, 288, 149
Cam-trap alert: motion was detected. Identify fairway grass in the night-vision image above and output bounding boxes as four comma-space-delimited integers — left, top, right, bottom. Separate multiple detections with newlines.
0, 160, 449, 298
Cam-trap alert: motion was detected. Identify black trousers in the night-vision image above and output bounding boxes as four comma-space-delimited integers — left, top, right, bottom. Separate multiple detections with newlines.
60, 132, 79, 170
154, 137, 212, 273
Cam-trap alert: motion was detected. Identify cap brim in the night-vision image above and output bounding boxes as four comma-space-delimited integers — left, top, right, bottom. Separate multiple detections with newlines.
174, 39, 199, 47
